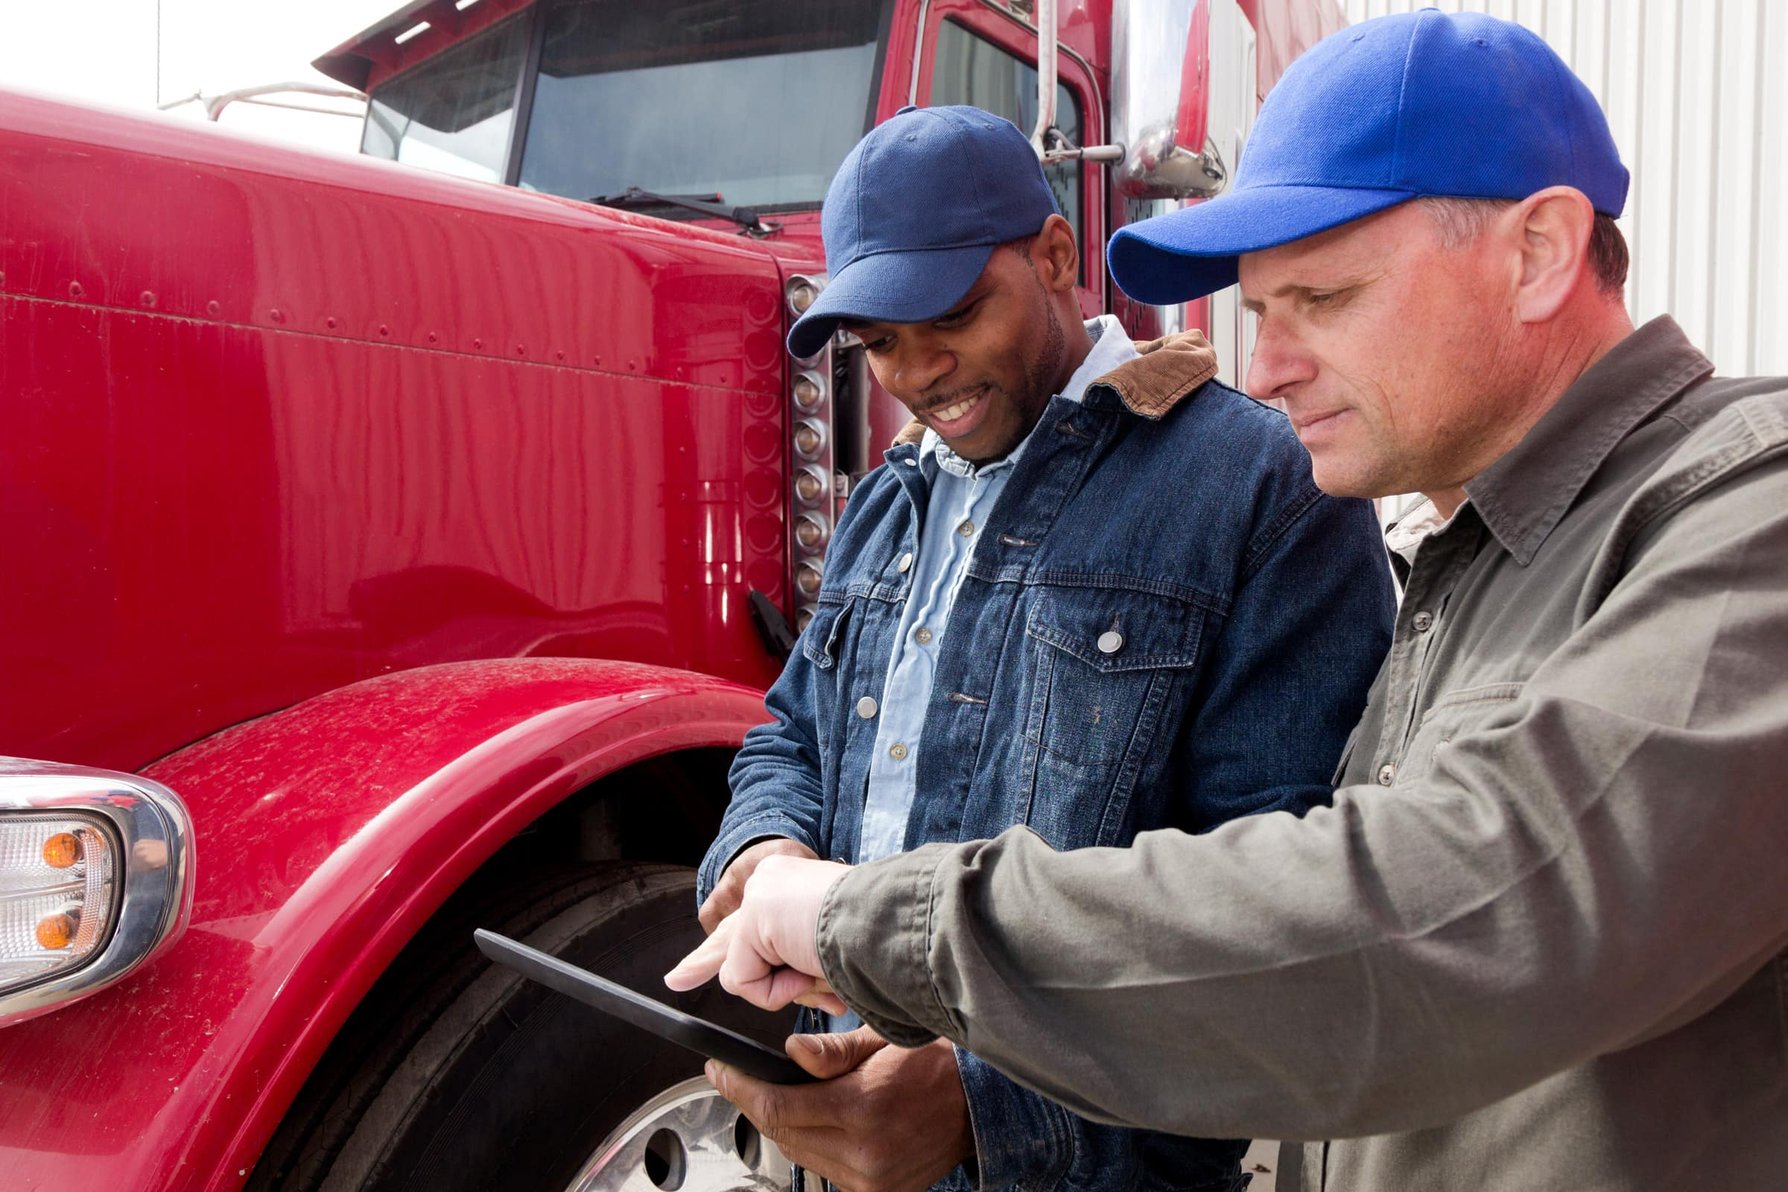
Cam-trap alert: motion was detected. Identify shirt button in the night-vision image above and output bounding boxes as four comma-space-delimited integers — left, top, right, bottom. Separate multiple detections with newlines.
902, 457, 918, 467
1412, 611, 1434, 632
1096, 630, 1125, 654
913, 627, 932, 644
856, 696, 878, 719
888, 742, 909, 761
897, 552, 913, 573
1376, 763, 1396, 785
957, 520, 975, 537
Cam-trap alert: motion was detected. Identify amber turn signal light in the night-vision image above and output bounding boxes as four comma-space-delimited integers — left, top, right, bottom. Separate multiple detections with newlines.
35, 913, 77, 950
42, 832, 81, 869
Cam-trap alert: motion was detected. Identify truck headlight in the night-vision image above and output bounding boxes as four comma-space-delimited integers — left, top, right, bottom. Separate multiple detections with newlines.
3, 816, 119, 981
1, 760, 194, 1027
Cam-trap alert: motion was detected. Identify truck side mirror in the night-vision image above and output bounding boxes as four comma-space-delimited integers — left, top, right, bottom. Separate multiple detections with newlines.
1112, 0, 1232, 199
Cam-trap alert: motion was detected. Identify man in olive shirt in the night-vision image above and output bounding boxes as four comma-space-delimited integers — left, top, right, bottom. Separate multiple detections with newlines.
671, 11, 1788, 1189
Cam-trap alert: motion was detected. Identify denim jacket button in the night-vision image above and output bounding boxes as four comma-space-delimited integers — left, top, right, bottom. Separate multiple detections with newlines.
897, 552, 913, 573
1097, 629, 1125, 654
856, 696, 878, 719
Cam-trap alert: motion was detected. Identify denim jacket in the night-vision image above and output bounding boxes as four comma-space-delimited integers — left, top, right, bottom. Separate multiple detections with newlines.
699, 336, 1394, 1191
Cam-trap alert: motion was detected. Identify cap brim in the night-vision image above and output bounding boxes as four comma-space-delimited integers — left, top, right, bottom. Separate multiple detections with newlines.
787, 241, 996, 359
1107, 185, 1417, 305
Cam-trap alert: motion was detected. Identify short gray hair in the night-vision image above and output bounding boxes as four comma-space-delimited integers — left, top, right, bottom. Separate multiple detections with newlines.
1419, 196, 1629, 294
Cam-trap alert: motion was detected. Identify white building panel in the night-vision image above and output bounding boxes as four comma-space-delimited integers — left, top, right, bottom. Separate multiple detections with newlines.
1334, 0, 1788, 377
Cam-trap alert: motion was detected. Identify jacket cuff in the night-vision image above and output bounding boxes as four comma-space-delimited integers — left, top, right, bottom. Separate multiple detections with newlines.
816, 843, 958, 1047
953, 1046, 1073, 1190
694, 813, 816, 906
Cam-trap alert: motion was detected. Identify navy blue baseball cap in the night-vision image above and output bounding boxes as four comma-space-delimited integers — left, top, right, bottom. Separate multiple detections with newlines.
1107, 9, 1630, 304
787, 105, 1060, 359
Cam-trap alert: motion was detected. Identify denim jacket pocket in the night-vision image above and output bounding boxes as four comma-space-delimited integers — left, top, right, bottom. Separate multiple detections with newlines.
1021, 587, 1207, 846
1026, 588, 1207, 758
1025, 587, 1207, 767
798, 597, 852, 670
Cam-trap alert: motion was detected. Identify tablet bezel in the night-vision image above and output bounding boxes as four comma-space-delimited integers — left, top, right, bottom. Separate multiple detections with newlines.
472, 929, 815, 1085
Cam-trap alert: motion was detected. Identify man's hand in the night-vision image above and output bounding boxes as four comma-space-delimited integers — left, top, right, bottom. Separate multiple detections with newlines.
707, 1029, 974, 1192
665, 855, 848, 1010
699, 837, 819, 934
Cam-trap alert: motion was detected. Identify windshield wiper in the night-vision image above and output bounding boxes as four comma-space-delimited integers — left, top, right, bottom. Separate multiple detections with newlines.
588, 187, 779, 238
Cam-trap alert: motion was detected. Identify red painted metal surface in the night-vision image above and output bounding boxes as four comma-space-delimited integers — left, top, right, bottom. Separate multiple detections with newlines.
0, 89, 813, 773
1178, 0, 1215, 156
0, 659, 765, 1191
0, 2, 1340, 1186
905, 0, 1110, 315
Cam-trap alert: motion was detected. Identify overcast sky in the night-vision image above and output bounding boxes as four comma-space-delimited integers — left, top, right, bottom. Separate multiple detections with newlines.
0, 0, 403, 152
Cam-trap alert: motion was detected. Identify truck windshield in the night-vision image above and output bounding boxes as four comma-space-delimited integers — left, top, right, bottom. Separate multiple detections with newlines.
361, 0, 888, 212
362, 14, 532, 184
520, 0, 887, 212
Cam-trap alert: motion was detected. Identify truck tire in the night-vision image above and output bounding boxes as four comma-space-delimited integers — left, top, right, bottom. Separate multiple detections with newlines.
251, 861, 795, 1191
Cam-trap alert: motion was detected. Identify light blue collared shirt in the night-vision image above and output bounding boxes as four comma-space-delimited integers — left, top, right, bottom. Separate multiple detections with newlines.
856, 315, 1138, 862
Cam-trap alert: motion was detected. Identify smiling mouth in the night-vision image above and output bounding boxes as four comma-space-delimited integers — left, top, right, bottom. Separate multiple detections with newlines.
922, 386, 987, 430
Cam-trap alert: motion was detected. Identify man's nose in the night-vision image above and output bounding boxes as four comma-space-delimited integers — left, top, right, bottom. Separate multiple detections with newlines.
893, 337, 955, 395
1244, 318, 1314, 400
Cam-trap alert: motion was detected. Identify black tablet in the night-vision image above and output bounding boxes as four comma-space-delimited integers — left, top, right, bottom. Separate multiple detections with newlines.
472, 929, 815, 1085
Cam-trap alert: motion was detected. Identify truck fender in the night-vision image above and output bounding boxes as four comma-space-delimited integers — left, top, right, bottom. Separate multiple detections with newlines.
0, 658, 766, 1191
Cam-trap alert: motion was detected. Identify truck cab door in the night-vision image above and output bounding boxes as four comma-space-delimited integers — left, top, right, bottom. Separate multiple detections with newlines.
897, 1, 1108, 321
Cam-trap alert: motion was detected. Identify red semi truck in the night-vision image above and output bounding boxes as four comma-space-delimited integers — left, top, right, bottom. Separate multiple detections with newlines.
0, 1, 1338, 1187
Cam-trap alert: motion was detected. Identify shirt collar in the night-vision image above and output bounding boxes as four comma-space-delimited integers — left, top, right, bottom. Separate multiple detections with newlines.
924, 315, 1138, 478
1464, 316, 1715, 565
1383, 496, 1468, 565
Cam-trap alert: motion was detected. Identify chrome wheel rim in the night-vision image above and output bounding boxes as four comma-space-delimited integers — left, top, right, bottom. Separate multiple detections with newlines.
565, 1076, 791, 1191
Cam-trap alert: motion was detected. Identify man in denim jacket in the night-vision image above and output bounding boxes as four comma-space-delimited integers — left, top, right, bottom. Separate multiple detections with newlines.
694, 106, 1393, 1191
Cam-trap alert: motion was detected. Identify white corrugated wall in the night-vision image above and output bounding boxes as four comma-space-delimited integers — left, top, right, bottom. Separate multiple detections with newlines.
1335, 0, 1788, 378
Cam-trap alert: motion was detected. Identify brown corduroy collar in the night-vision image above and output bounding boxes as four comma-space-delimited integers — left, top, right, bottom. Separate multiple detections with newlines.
886, 329, 1219, 447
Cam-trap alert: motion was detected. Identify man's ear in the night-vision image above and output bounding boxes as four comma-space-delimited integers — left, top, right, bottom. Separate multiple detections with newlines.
1510, 187, 1596, 324
1036, 213, 1079, 292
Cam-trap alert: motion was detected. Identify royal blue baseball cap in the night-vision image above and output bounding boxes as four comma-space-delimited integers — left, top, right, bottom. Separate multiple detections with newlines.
1107, 9, 1630, 304
787, 105, 1061, 359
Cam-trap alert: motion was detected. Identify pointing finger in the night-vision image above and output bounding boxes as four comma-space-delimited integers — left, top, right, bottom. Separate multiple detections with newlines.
665, 915, 733, 991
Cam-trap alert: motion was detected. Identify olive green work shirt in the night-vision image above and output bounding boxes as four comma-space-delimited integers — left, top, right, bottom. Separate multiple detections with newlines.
817, 317, 1788, 1190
